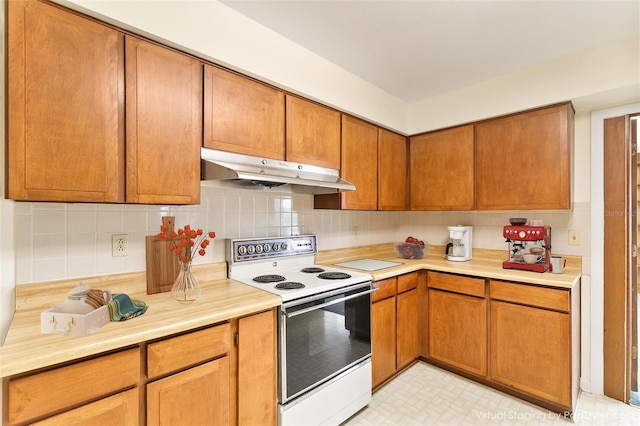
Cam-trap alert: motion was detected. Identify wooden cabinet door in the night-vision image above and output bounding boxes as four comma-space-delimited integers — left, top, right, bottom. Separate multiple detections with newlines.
147, 358, 230, 426
204, 66, 285, 160
490, 300, 571, 407
372, 296, 397, 388
340, 115, 378, 210
409, 125, 474, 210
32, 388, 138, 426
397, 272, 419, 293
396, 288, 419, 370
428, 289, 487, 377
285, 96, 341, 169
237, 310, 277, 426
476, 103, 573, 210
378, 128, 407, 210
7, 0, 125, 202
125, 36, 202, 204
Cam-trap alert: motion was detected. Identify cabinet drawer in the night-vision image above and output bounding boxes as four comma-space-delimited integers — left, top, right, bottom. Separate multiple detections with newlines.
32, 388, 139, 426
397, 272, 418, 293
427, 271, 485, 298
372, 278, 397, 302
489, 280, 570, 313
147, 323, 231, 379
8, 348, 140, 425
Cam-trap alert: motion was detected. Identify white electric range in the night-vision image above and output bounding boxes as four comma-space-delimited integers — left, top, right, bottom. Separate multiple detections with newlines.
226, 235, 374, 426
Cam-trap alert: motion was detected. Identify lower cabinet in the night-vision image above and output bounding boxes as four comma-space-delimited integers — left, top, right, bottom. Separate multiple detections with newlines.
396, 287, 419, 370
237, 310, 277, 426
427, 272, 487, 377
489, 280, 577, 411
147, 359, 230, 426
4, 309, 277, 426
372, 288, 396, 387
6, 348, 140, 425
423, 272, 580, 415
146, 324, 232, 426
371, 272, 420, 388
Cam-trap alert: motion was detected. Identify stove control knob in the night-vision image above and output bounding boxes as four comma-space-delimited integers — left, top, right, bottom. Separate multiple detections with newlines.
247, 245, 255, 254
238, 246, 247, 255
518, 230, 526, 239
255, 245, 263, 253
281, 243, 288, 251
272, 243, 280, 251
263, 244, 271, 252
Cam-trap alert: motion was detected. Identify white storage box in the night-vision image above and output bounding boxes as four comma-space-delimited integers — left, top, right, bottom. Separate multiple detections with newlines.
40, 305, 110, 336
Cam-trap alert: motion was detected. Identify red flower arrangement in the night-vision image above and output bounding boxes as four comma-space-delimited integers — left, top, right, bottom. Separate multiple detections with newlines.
157, 224, 216, 265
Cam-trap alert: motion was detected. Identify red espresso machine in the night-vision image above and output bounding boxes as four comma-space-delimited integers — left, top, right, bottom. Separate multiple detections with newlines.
503, 223, 552, 273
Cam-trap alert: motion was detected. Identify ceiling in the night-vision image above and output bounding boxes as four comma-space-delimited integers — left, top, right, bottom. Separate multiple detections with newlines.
221, 0, 640, 103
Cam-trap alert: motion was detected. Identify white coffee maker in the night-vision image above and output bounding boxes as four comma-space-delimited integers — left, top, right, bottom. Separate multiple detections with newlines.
445, 225, 473, 261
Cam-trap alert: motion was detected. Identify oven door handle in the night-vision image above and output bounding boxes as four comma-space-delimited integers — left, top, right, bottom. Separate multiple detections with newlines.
283, 288, 378, 319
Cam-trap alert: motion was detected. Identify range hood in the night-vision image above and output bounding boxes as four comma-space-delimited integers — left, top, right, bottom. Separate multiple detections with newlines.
200, 148, 355, 194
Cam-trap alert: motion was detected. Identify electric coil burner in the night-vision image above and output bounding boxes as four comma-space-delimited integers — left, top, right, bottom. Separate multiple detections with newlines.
318, 271, 351, 280
226, 235, 374, 426
253, 274, 286, 283
275, 282, 305, 290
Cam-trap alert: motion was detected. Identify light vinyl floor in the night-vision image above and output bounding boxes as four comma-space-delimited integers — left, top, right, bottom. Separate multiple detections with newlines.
343, 362, 640, 425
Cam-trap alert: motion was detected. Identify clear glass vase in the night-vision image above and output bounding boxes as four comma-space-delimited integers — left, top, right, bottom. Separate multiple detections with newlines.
171, 263, 201, 304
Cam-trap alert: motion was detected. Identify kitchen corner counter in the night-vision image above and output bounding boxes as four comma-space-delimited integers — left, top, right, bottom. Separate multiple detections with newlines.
317, 244, 581, 288
0, 263, 281, 378
1, 246, 581, 378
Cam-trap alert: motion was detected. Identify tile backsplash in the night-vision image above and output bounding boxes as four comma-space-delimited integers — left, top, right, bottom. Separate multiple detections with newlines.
13, 186, 589, 284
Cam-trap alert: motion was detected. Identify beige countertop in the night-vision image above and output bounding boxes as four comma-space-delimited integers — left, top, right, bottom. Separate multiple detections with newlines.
0, 263, 281, 378
1, 243, 580, 379
318, 244, 581, 288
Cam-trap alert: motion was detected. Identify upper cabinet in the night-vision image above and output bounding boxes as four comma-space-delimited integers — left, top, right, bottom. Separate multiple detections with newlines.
475, 102, 574, 210
286, 96, 341, 170
339, 115, 379, 210
125, 36, 202, 204
315, 122, 406, 211
7, 1, 202, 204
409, 125, 475, 211
7, 1, 574, 211
7, 0, 125, 202
379, 129, 408, 211
203, 66, 285, 160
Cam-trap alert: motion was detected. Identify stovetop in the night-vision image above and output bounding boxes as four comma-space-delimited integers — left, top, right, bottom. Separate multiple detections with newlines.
226, 235, 372, 302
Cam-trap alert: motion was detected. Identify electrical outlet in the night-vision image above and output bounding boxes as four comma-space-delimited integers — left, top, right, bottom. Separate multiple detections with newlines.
112, 234, 128, 257
568, 230, 580, 246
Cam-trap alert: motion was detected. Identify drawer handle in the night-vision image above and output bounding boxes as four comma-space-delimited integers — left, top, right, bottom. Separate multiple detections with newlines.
50, 316, 76, 333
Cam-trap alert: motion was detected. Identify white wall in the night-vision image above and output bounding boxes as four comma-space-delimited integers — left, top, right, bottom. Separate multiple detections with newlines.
407, 35, 640, 134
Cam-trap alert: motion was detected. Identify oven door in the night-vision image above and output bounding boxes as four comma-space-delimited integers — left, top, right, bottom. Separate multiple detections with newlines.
279, 282, 374, 403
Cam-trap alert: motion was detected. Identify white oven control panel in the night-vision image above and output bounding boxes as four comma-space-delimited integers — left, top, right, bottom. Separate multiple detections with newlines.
226, 235, 318, 263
